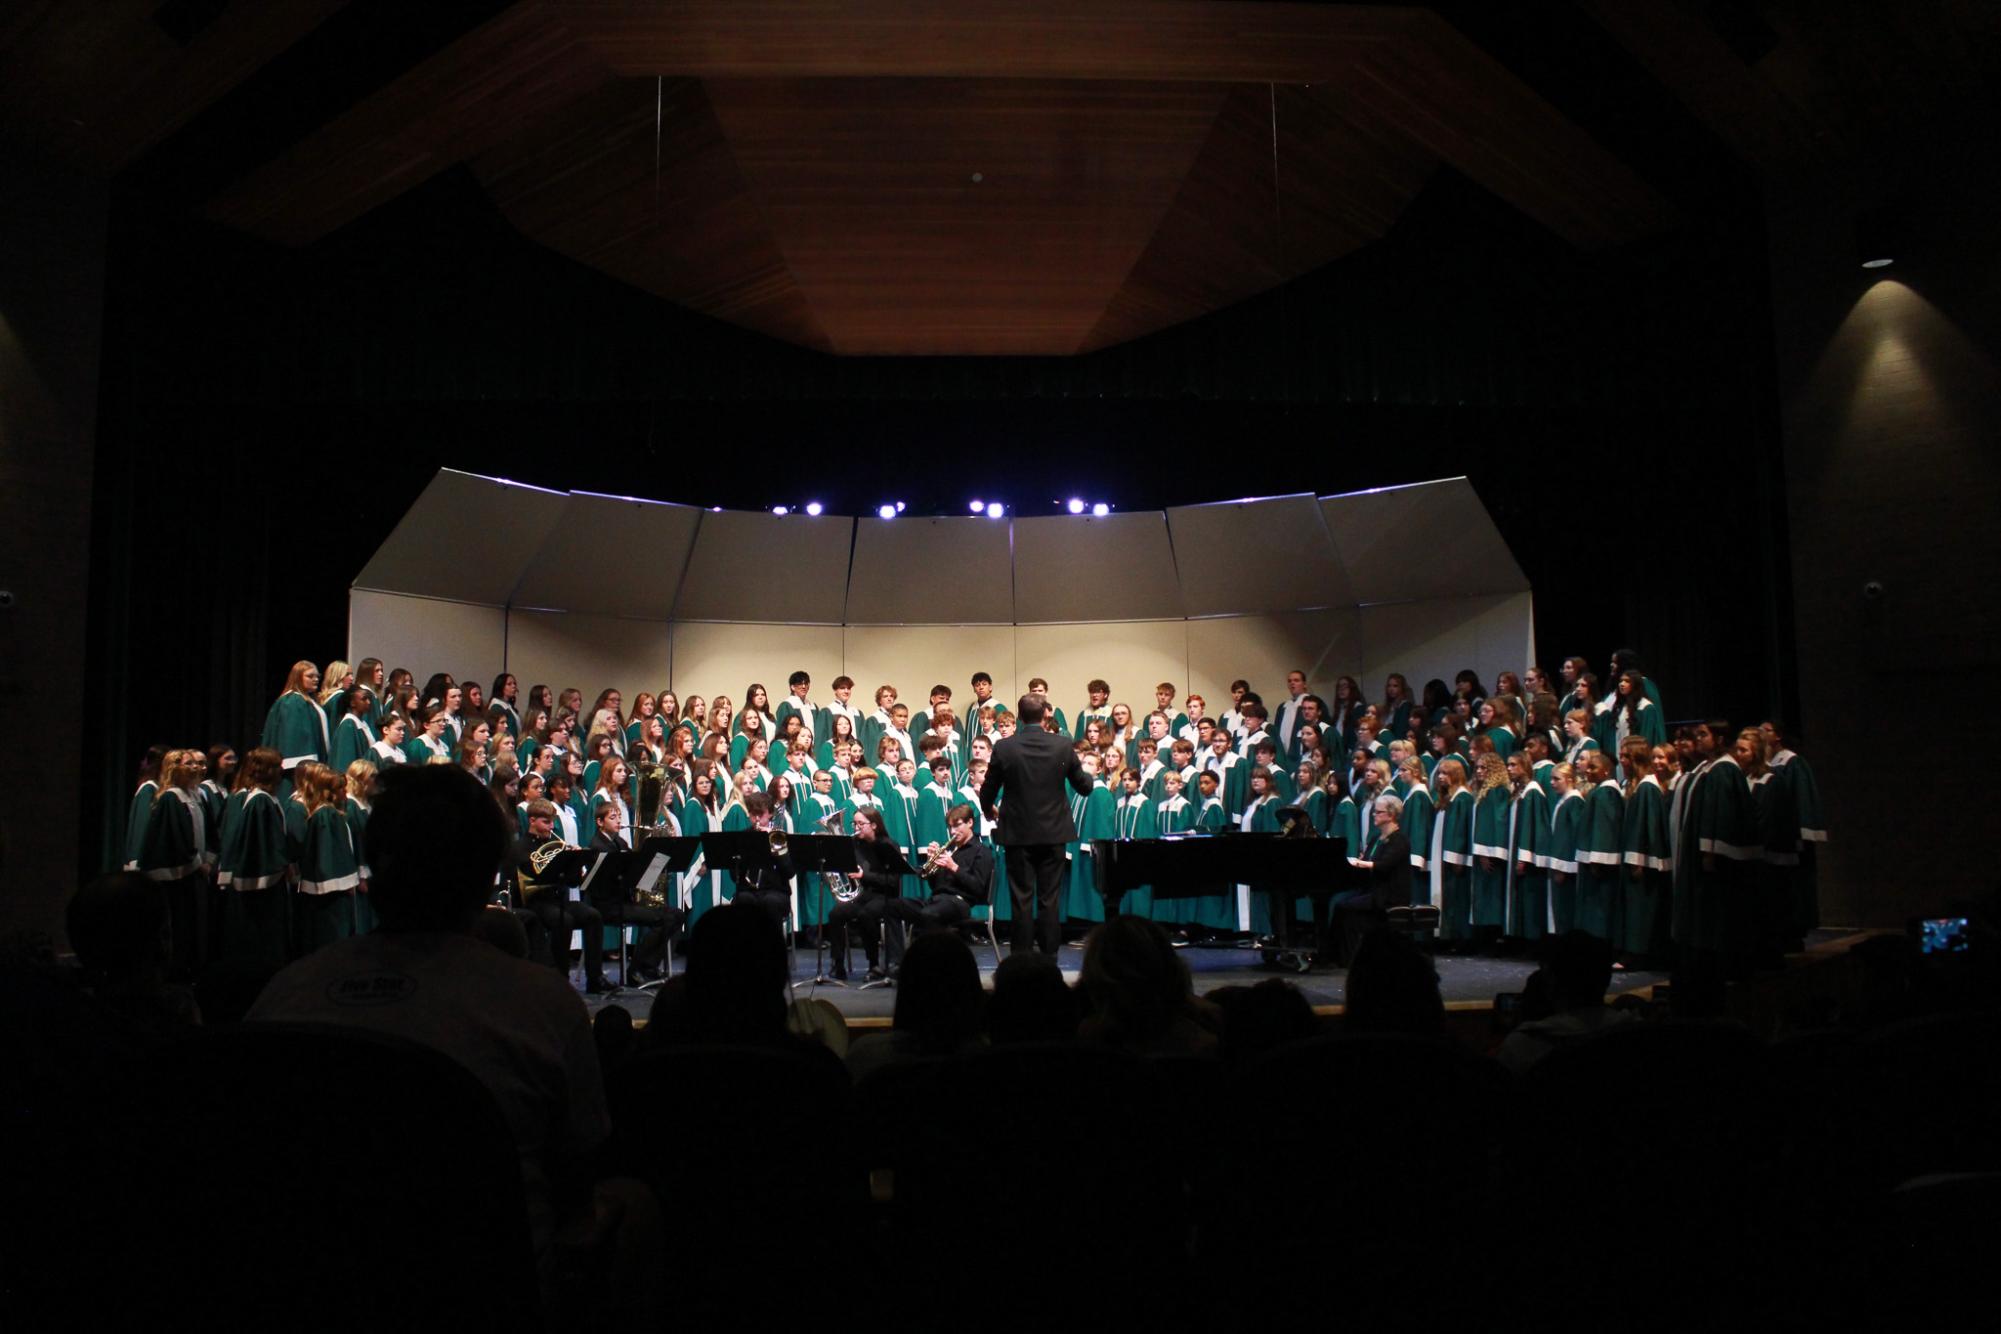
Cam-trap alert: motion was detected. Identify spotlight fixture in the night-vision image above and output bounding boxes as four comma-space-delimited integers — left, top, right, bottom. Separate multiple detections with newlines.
985, 501, 1005, 518
1066, 498, 1086, 514
771, 505, 789, 516
804, 501, 823, 516
895, 501, 906, 513
878, 504, 897, 520
1092, 503, 1111, 517
969, 498, 985, 513
710, 506, 723, 513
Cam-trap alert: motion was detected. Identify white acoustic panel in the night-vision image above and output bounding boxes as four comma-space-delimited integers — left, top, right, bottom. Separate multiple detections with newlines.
353, 470, 567, 605
1358, 591, 1536, 704
511, 492, 702, 616
673, 511, 854, 623
1011, 512, 1181, 623
840, 626, 1019, 730
1014, 620, 1190, 727
348, 591, 507, 687
1184, 609, 1363, 722
504, 610, 673, 716
1166, 494, 1351, 616
1323, 478, 1528, 605
667, 622, 847, 712
845, 516, 1014, 625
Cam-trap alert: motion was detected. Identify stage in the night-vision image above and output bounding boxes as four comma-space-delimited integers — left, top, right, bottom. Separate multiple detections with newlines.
580, 934, 1692, 1024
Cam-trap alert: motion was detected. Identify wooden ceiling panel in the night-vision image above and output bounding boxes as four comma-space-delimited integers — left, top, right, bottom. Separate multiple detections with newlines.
1085, 82, 1437, 352
0, 0, 348, 173
472, 77, 830, 351
704, 77, 1229, 355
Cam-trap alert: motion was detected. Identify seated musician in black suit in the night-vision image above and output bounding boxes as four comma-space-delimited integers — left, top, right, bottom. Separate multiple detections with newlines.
733, 791, 796, 928
1324, 794, 1411, 966
886, 804, 992, 936
587, 801, 682, 985
509, 798, 609, 993
823, 806, 906, 982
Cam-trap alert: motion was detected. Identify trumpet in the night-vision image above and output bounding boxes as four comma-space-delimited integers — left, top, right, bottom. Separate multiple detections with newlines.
918, 841, 947, 875
768, 829, 789, 857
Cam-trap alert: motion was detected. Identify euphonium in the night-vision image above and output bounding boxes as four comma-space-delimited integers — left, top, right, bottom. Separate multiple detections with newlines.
768, 829, 789, 857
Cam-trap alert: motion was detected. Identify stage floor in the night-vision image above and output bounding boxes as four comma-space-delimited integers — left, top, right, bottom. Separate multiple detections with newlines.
579, 932, 1702, 1024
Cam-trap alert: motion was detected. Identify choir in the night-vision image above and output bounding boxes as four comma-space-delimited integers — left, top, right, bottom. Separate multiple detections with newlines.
125, 654, 1826, 977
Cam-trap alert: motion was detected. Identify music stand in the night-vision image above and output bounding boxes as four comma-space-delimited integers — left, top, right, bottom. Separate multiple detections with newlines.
700, 829, 801, 976
584, 836, 701, 988
782, 833, 861, 988
857, 843, 920, 991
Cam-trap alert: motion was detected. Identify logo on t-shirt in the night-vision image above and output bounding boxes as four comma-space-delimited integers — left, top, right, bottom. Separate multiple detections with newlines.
324, 972, 418, 1006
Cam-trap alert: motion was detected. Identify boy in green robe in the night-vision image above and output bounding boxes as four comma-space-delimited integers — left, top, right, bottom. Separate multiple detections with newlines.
1110, 767, 1157, 919
774, 670, 817, 747
1071, 678, 1112, 743
1024, 678, 1068, 738
1062, 750, 1115, 926
1503, 753, 1552, 942
1576, 753, 1626, 943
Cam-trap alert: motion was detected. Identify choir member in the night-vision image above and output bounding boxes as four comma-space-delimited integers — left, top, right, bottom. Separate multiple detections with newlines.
1469, 753, 1513, 944
260, 661, 331, 788
217, 747, 290, 966
1576, 752, 1626, 944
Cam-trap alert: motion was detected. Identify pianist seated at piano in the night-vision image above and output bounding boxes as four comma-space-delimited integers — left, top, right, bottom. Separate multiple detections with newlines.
1324, 795, 1412, 966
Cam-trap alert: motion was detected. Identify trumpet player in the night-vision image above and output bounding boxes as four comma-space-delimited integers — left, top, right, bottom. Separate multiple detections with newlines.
733, 792, 796, 927
823, 807, 908, 983
884, 804, 992, 937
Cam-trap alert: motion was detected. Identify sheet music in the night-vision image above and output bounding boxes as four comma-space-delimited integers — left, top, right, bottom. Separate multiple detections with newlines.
576, 852, 608, 902
636, 852, 669, 894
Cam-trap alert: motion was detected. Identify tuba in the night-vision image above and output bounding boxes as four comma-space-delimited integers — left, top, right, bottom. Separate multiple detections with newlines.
635, 761, 672, 828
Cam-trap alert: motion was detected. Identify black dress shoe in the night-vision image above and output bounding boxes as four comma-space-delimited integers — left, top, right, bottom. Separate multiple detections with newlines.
864, 967, 888, 984
585, 975, 616, 995
830, 962, 849, 981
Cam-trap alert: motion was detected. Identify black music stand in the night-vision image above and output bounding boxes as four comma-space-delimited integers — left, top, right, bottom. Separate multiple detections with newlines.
1263, 809, 1318, 974
857, 843, 919, 991
583, 837, 701, 988
701, 829, 800, 976
783, 833, 862, 988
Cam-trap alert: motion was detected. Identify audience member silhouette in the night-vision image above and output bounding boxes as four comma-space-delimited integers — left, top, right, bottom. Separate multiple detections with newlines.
988, 951, 1080, 1044
1342, 926, 1445, 1035
1209, 978, 1320, 1064
1077, 914, 1220, 1056
848, 931, 986, 1080
1497, 930, 1634, 1073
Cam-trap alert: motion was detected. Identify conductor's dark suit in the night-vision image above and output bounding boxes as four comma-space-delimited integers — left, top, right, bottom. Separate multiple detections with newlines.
979, 726, 1094, 954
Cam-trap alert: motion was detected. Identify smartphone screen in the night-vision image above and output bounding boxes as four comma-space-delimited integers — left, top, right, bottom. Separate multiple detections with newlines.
1914, 917, 1970, 954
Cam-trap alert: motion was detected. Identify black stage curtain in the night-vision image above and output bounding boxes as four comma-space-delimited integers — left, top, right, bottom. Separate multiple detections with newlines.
83, 158, 1791, 873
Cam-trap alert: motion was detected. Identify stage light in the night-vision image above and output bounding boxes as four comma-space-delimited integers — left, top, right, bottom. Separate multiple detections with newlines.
985, 502, 1005, 518
771, 505, 789, 516
804, 501, 823, 516
895, 501, 906, 512
969, 498, 985, 513
1092, 503, 1110, 516
1067, 498, 1086, 514
878, 504, 897, 520
710, 506, 723, 512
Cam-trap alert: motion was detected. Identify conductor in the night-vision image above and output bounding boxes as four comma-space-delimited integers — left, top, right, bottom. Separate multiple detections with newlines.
979, 692, 1094, 955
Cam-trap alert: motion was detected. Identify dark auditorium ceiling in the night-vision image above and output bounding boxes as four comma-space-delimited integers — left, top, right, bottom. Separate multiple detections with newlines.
4, 1, 1995, 356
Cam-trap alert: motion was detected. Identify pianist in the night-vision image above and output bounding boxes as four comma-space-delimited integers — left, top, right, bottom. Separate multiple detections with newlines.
1325, 795, 1411, 965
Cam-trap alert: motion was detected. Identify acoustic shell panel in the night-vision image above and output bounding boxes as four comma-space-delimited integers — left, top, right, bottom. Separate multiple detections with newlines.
504, 610, 673, 713
1322, 478, 1528, 605
1166, 494, 1351, 616
840, 626, 1020, 734
1357, 591, 1535, 703
673, 510, 855, 623
667, 622, 847, 706
1011, 512, 1181, 624
1014, 620, 1189, 727
845, 516, 1014, 625
352, 470, 567, 606
1183, 609, 1363, 721
348, 591, 507, 684
510, 492, 702, 616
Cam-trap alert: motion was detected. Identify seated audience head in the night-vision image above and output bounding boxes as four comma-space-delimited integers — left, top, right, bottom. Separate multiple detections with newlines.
989, 952, 1079, 1044
1344, 927, 1444, 1035
892, 931, 986, 1055
364, 765, 510, 933
683, 902, 789, 1043
1080, 914, 1196, 1046
1546, 929, 1615, 1010
1212, 977, 1319, 1064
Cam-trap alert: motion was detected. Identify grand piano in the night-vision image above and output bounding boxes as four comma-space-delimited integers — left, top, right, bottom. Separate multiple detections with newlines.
1090, 830, 1356, 966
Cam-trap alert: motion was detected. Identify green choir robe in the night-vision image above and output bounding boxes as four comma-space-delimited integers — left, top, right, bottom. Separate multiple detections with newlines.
198, 779, 229, 845
1235, 794, 1284, 936
295, 804, 361, 954
678, 800, 726, 923
1185, 797, 1235, 931
1401, 787, 1435, 906
1576, 784, 1626, 942
1504, 782, 1552, 941
1431, 788, 1475, 940
1470, 785, 1513, 928
124, 781, 159, 869
261, 690, 330, 774
916, 782, 956, 851
1110, 793, 1157, 919
774, 696, 816, 746
1619, 775, 1673, 957
880, 784, 927, 903
1474, 726, 1517, 762
1671, 756, 1762, 954
1072, 706, 1113, 743
345, 796, 377, 935
218, 788, 291, 965
1147, 794, 1196, 926
329, 715, 376, 774
140, 789, 207, 882
1546, 791, 1586, 935
1768, 750, 1825, 942
1063, 786, 1117, 924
